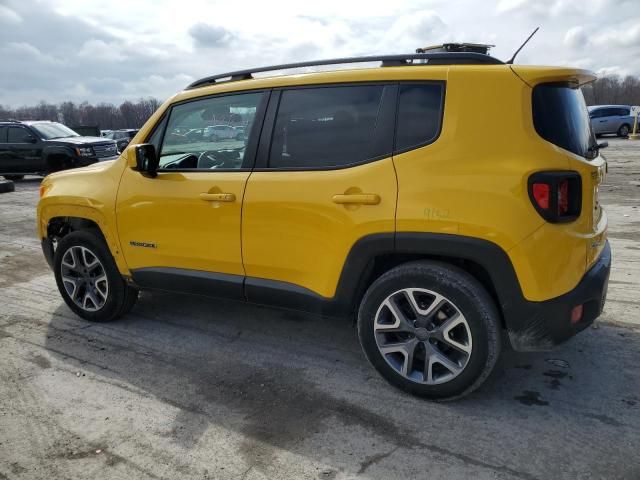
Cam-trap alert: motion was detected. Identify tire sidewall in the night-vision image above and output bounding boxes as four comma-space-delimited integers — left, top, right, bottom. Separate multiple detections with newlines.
358, 262, 499, 400
619, 124, 629, 137
53, 231, 126, 322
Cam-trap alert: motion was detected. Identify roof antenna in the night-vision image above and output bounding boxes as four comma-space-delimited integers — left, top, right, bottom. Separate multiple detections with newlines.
506, 27, 539, 64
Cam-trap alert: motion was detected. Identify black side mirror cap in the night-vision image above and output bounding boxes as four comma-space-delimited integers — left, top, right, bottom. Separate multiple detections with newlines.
597, 141, 609, 150
133, 144, 159, 178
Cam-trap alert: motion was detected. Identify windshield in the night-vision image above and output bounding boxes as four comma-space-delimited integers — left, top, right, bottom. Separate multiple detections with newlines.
532, 83, 597, 160
31, 122, 80, 140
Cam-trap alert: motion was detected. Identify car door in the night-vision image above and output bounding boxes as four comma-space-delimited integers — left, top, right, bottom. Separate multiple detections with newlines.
590, 109, 605, 134
5, 126, 43, 173
596, 108, 616, 133
241, 84, 398, 307
116, 90, 268, 299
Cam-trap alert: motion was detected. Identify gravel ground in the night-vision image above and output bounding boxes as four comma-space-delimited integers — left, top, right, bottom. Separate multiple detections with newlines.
1, 138, 639, 480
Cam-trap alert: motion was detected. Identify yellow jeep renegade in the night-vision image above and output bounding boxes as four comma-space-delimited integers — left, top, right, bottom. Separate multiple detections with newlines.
37, 46, 610, 399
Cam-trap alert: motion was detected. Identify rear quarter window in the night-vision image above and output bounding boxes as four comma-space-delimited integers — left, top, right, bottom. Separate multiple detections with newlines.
532, 83, 596, 159
395, 83, 444, 153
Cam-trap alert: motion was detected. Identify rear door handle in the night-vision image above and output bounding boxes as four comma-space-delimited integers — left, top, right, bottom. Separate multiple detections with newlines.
332, 193, 380, 205
199, 192, 236, 202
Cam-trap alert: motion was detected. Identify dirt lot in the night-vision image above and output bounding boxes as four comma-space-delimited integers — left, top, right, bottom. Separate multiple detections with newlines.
1, 138, 639, 480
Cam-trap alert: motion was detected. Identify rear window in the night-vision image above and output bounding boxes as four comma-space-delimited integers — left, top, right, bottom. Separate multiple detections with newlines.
532, 83, 596, 159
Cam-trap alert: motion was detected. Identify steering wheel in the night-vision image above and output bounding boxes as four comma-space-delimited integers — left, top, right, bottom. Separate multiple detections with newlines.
197, 150, 227, 169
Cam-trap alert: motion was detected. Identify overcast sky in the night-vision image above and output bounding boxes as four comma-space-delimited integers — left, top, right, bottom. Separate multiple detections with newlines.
1, 0, 639, 107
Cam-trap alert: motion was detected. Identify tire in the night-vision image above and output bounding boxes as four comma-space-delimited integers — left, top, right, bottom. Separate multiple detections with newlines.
53, 230, 138, 322
0, 179, 15, 193
3, 175, 24, 181
357, 260, 501, 400
618, 124, 630, 137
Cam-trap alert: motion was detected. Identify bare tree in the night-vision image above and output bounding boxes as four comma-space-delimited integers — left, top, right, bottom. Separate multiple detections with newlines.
2, 97, 162, 129
582, 75, 640, 106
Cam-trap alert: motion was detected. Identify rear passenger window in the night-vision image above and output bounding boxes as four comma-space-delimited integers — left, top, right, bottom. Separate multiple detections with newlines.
269, 85, 384, 169
0, 127, 7, 143
395, 83, 444, 152
7, 126, 28, 143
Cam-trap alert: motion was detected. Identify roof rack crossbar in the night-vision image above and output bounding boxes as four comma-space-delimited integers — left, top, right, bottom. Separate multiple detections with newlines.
186, 52, 503, 89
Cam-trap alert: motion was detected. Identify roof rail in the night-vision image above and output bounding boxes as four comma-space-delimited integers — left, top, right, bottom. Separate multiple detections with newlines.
186, 52, 504, 90
0, 119, 21, 123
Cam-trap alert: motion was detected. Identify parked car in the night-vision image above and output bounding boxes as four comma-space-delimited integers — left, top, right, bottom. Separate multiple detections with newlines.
233, 126, 246, 140
104, 129, 139, 152
37, 48, 610, 400
204, 124, 237, 141
0, 120, 118, 180
588, 105, 633, 137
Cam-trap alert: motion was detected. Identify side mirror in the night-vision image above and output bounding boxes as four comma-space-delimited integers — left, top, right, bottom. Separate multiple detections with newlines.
128, 144, 159, 178
23, 135, 37, 144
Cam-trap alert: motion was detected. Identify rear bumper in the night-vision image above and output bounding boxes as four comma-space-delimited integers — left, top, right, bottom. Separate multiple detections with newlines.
507, 240, 611, 351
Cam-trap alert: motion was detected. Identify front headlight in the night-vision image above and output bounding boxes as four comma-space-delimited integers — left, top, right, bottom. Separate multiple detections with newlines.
75, 147, 94, 157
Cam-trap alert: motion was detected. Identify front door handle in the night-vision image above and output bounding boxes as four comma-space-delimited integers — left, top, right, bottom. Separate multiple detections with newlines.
332, 193, 380, 205
199, 192, 236, 202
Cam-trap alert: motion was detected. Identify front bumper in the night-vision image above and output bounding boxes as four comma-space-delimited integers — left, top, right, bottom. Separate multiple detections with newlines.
42, 237, 54, 269
508, 240, 611, 351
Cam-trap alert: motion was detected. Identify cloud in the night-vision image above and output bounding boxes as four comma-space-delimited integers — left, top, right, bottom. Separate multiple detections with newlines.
189, 23, 234, 48
1, 0, 639, 107
0, 4, 22, 24
564, 26, 588, 49
383, 11, 448, 52
78, 40, 126, 61
592, 22, 640, 48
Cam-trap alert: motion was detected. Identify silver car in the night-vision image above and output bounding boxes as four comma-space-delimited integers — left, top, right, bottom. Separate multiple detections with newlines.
588, 105, 634, 137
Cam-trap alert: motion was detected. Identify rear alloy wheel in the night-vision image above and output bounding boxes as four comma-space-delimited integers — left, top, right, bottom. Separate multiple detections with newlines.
618, 124, 630, 137
373, 288, 472, 385
358, 261, 501, 400
54, 231, 138, 322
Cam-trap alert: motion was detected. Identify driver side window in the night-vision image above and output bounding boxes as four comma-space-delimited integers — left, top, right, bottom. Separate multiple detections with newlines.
158, 92, 263, 170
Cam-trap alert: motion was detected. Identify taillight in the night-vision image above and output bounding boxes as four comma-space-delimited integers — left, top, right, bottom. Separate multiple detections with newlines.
528, 172, 581, 223
532, 183, 550, 210
558, 180, 569, 215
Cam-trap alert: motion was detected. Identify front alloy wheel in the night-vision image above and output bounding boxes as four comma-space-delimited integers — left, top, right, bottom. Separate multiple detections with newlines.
60, 245, 109, 311
53, 230, 138, 322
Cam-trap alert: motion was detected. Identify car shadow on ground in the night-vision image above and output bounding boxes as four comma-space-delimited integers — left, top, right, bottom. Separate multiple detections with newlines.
43, 290, 639, 478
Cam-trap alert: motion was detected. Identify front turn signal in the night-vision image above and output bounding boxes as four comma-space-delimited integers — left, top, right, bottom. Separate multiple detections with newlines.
39, 183, 50, 198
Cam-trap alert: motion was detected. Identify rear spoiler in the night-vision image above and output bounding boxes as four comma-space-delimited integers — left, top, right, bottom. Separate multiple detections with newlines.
509, 66, 597, 88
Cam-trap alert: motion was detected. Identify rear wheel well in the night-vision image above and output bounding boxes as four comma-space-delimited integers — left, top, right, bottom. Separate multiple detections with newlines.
353, 254, 505, 328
